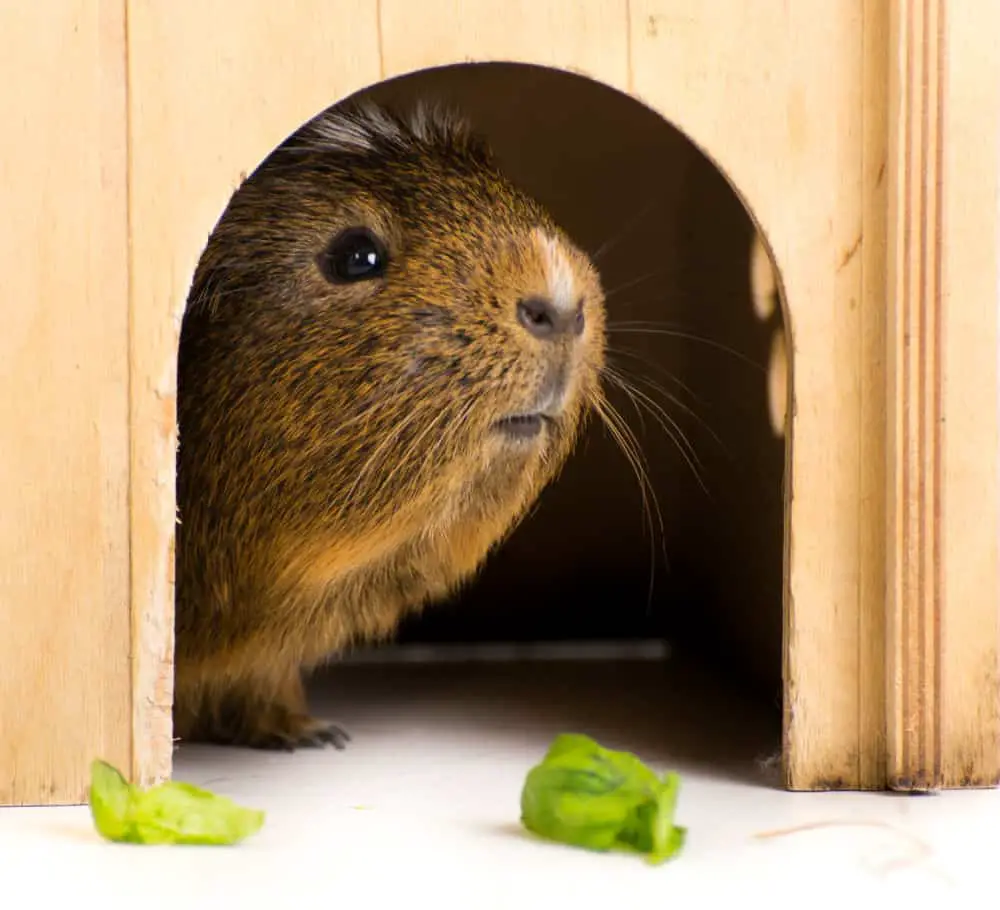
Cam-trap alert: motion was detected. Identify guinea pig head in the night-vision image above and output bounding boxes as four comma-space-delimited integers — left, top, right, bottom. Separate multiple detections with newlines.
183, 102, 606, 558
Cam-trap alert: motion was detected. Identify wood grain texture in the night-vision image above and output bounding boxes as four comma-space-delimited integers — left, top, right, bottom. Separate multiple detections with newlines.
123, 0, 897, 792
936, 0, 1000, 791
886, 0, 1000, 791
60, 0, 996, 797
124, 0, 385, 788
857, 0, 890, 790
630, 0, 888, 789
0, 1, 131, 804
124, 0, 631, 790
377, 0, 629, 91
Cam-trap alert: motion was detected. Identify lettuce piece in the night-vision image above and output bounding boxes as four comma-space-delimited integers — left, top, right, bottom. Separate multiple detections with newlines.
88, 759, 134, 843
520, 734, 686, 864
88, 759, 265, 846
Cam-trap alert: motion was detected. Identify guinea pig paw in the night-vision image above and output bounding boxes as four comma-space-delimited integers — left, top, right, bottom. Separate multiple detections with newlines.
250, 716, 351, 752
297, 719, 352, 751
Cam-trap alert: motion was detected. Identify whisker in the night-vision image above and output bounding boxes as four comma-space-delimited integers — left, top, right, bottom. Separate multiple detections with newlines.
621, 380, 708, 492
591, 392, 668, 610
604, 366, 648, 437
589, 195, 665, 265
601, 268, 679, 303
606, 358, 728, 457
379, 406, 455, 499
604, 344, 705, 406
603, 367, 709, 496
409, 399, 482, 546
328, 383, 410, 438
607, 322, 766, 373
343, 405, 427, 502
592, 396, 653, 534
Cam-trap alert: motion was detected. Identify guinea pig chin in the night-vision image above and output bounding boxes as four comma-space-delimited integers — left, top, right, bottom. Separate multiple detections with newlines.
492, 367, 577, 445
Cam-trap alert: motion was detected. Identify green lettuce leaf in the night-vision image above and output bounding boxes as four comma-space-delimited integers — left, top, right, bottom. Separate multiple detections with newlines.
88, 759, 265, 846
88, 759, 134, 843
520, 734, 686, 864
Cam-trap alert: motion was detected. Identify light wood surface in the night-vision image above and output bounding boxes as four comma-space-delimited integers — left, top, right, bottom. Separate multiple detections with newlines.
0, 1, 131, 805
886, 0, 1000, 790
125, 0, 386, 789
3, 0, 997, 803
125, 0, 889, 791
630, 0, 891, 789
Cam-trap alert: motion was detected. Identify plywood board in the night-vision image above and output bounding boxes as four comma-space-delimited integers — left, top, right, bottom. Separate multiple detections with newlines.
886, 0, 1000, 790
125, 0, 890, 791
125, 0, 385, 787
0, 0, 131, 805
629, 0, 887, 789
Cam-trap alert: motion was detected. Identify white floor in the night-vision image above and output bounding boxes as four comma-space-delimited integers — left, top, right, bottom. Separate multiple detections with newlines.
3, 645, 998, 908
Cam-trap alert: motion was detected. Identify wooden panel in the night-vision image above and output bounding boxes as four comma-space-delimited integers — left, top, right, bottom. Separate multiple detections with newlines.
937, 0, 1000, 790
0, 1, 130, 805
857, 0, 891, 789
629, 1, 886, 789
377, 0, 630, 92
126, 0, 893, 790
125, 0, 384, 787
124, 0, 632, 789
886, 0, 1000, 790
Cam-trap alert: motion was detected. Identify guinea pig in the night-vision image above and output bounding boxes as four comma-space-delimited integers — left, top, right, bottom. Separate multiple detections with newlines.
174, 100, 607, 749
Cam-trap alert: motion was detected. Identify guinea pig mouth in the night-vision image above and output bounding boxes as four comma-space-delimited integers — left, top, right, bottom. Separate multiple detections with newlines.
493, 413, 552, 441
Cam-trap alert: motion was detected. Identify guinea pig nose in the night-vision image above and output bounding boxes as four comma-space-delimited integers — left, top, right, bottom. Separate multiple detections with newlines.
516, 297, 585, 341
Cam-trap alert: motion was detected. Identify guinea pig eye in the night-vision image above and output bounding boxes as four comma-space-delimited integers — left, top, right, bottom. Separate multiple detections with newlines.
317, 227, 388, 284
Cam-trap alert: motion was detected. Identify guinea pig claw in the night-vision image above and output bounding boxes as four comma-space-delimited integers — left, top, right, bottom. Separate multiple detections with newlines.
301, 722, 351, 750
248, 718, 351, 752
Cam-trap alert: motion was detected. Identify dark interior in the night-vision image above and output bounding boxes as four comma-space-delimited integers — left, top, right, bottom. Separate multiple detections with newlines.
324, 63, 790, 702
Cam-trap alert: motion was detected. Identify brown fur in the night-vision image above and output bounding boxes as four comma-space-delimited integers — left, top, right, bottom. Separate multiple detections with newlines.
174, 101, 606, 749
